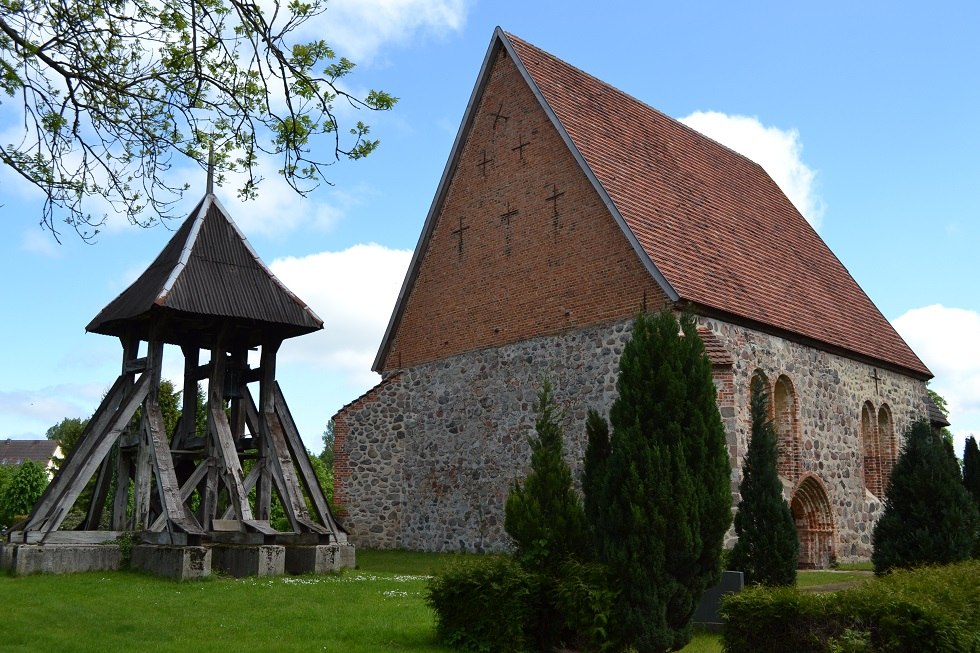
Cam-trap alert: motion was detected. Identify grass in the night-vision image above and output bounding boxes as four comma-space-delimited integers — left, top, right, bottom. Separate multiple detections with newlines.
0, 550, 878, 652
796, 569, 871, 588
0, 561, 452, 652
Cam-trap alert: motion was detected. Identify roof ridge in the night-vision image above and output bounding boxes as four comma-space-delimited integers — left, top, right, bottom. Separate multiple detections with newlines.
502, 31, 773, 178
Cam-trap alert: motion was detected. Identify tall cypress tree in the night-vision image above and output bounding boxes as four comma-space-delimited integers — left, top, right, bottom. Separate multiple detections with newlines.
729, 375, 799, 586
872, 421, 979, 574
592, 311, 732, 653
963, 436, 980, 508
963, 436, 980, 558
582, 407, 610, 547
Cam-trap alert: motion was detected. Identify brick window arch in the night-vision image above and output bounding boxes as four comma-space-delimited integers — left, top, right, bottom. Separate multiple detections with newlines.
877, 404, 896, 492
773, 375, 800, 481
862, 400, 884, 497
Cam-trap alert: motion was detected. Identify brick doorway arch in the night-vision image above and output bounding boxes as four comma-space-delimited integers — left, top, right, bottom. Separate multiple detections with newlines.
791, 475, 835, 569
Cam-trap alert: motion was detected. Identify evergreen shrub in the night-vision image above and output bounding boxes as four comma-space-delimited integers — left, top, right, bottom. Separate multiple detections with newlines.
426, 556, 537, 653
729, 375, 798, 586
872, 420, 979, 574
722, 560, 980, 653
589, 311, 731, 652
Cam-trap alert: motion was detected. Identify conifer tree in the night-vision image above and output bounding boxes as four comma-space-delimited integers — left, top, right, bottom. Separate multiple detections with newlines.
505, 380, 588, 574
963, 436, 980, 558
582, 408, 610, 543
963, 436, 980, 508
729, 376, 798, 586
504, 381, 589, 650
872, 421, 979, 574
592, 311, 732, 652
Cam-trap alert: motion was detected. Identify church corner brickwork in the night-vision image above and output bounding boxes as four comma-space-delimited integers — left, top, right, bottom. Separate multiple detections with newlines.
332, 32, 934, 568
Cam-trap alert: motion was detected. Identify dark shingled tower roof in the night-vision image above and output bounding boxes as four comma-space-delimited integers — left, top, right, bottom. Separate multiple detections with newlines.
87, 194, 322, 349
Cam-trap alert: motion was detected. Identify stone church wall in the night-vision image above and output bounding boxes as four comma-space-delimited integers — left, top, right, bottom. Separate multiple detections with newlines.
336, 316, 929, 561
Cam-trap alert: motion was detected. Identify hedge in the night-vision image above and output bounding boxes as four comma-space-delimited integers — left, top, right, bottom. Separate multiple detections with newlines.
721, 561, 980, 653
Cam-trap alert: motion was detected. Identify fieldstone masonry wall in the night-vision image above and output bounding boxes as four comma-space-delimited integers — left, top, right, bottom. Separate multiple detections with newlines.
336, 316, 929, 563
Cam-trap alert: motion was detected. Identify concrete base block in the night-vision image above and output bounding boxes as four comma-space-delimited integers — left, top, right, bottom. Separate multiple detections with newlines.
211, 545, 285, 577
0, 544, 122, 576
131, 545, 211, 581
284, 543, 357, 574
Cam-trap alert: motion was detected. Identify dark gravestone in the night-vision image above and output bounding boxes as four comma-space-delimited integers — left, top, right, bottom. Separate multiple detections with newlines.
693, 570, 744, 632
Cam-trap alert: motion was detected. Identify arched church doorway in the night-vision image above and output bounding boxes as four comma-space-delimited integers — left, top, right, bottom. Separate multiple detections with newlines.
791, 475, 835, 569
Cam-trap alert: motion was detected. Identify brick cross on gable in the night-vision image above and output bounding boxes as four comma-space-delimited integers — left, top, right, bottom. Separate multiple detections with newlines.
512, 134, 530, 160
490, 102, 509, 130
499, 202, 519, 226
451, 216, 470, 258
477, 149, 494, 177
546, 184, 565, 230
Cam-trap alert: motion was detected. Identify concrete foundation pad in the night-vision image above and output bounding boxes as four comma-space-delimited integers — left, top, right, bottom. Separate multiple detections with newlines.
131, 545, 211, 581
211, 545, 285, 577
284, 543, 357, 574
0, 543, 122, 576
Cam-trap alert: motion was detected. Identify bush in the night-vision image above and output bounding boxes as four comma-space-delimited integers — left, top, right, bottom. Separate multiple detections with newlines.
427, 556, 537, 653
0, 460, 48, 527
872, 420, 979, 574
553, 559, 617, 652
722, 560, 980, 653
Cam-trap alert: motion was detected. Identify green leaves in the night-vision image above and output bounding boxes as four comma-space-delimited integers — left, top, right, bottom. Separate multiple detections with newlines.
0, 0, 397, 241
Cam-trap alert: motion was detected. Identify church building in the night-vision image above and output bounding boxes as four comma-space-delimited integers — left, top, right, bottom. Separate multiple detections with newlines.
333, 28, 935, 567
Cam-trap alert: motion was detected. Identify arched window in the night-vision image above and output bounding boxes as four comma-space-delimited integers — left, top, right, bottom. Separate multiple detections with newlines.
773, 375, 800, 481
877, 404, 895, 492
862, 401, 883, 497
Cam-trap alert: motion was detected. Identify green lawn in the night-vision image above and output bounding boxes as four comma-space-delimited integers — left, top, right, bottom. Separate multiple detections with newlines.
0, 559, 452, 652
2, 550, 878, 652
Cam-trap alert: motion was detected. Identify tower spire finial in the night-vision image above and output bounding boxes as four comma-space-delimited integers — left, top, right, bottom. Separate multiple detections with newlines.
206, 144, 215, 194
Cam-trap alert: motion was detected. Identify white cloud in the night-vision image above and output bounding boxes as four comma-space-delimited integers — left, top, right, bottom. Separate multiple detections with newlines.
679, 111, 825, 230
315, 0, 470, 62
892, 304, 980, 455
0, 384, 105, 438
270, 243, 413, 387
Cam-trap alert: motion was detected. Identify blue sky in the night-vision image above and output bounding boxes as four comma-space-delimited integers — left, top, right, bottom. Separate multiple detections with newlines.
1, 1, 977, 457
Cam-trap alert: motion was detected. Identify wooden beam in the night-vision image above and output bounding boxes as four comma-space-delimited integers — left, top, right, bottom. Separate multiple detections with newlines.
149, 457, 210, 531
24, 373, 150, 533
133, 415, 153, 530
208, 344, 253, 523
82, 454, 114, 530
111, 449, 133, 530
244, 391, 272, 520
146, 401, 204, 534
275, 382, 346, 539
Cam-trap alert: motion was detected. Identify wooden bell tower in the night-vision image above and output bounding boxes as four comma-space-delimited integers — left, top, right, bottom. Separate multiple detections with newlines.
5, 192, 349, 575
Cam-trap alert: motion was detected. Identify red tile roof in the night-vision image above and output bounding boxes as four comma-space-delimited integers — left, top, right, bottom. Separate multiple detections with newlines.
504, 31, 929, 377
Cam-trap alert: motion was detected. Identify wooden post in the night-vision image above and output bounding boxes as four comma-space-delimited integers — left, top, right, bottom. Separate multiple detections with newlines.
258, 340, 319, 533
207, 339, 253, 523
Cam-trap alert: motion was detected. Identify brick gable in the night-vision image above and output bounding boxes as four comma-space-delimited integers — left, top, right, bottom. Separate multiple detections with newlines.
378, 47, 667, 371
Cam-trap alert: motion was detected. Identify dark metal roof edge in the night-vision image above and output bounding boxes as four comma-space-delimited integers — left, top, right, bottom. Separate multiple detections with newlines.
157, 194, 211, 306
208, 195, 324, 330
371, 27, 506, 372
502, 31, 680, 304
